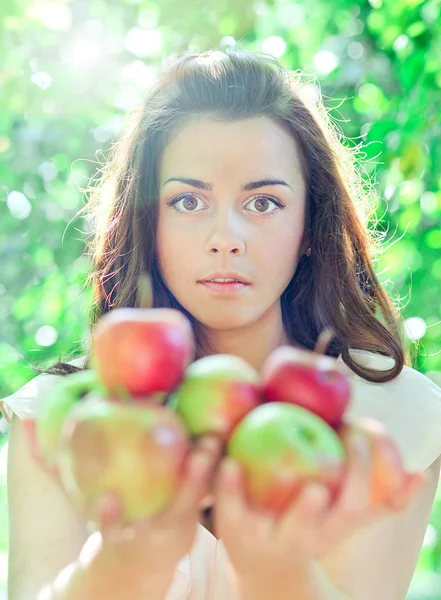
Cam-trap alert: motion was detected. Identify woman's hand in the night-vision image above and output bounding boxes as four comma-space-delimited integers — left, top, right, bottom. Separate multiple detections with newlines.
21, 418, 223, 576
213, 428, 426, 585
96, 434, 223, 575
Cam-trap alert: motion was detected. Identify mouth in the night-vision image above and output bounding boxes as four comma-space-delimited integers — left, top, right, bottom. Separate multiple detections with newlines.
198, 281, 250, 294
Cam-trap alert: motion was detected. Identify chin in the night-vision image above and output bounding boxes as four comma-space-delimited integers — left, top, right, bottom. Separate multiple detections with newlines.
195, 313, 253, 331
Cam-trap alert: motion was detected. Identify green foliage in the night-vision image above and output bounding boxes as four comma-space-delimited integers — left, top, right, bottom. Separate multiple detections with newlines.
1, 0, 440, 597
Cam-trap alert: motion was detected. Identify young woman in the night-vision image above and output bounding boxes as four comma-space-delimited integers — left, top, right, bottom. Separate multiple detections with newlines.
2, 49, 441, 600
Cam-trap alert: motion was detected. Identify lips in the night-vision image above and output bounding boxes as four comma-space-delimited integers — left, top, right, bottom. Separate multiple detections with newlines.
202, 281, 250, 286
199, 275, 251, 284
204, 279, 243, 284
199, 280, 250, 294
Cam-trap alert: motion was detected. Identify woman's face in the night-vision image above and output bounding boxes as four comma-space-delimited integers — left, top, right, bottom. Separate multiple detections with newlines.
156, 115, 307, 332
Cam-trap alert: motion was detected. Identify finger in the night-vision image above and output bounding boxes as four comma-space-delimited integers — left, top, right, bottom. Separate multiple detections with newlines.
195, 435, 224, 475
97, 493, 145, 549
317, 432, 373, 552
335, 431, 372, 520
196, 434, 224, 459
98, 493, 122, 530
275, 482, 330, 547
316, 431, 411, 559
214, 458, 248, 526
169, 449, 217, 518
95, 492, 128, 545
195, 435, 224, 498
198, 492, 215, 511
387, 473, 426, 512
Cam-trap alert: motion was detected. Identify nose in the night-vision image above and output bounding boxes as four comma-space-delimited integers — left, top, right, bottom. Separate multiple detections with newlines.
204, 211, 246, 256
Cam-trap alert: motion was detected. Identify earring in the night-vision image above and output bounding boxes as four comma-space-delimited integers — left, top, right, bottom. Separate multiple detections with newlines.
305, 247, 312, 257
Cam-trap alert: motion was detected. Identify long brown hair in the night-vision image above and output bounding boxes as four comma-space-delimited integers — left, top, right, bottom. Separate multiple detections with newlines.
35, 49, 416, 384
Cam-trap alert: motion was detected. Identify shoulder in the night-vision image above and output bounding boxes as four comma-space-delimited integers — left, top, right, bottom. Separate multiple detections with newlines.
0, 355, 88, 425
337, 349, 441, 473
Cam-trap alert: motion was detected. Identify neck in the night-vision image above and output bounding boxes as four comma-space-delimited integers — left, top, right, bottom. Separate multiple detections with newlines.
195, 303, 300, 375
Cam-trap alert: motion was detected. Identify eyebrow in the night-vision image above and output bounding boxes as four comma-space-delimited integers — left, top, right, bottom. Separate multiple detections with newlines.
162, 177, 293, 192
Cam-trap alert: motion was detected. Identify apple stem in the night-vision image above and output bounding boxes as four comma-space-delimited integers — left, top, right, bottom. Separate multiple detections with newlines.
137, 272, 153, 310
314, 327, 335, 355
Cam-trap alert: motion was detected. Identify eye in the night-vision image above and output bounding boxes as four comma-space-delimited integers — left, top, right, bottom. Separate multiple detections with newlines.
166, 193, 284, 216
246, 195, 284, 215
166, 193, 205, 213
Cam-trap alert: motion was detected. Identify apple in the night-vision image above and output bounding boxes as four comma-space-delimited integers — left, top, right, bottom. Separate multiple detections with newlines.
227, 401, 346, 516
337, 418, 404, 507
56, 392, 190, 525
90, 307, 195, 400
261, 345, 352, 429
36, 369, 105, 467
90, 272, 195, 399
168, 354, 262, 440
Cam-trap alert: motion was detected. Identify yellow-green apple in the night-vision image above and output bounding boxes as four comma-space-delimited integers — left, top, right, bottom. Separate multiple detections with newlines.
337, 417, 405, 507
36, 369, 105, 467
168, 354, 262, 441
227, 402, 346, 516
90, 307, 195, 399
261, 346, 352, 429
56, 392, 190, 525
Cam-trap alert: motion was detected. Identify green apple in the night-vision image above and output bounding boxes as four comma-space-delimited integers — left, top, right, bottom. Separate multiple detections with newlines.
56, 392, 190, 525
168, 354, 261, 440
36, 369, 105, 466
227, 402, 346, 516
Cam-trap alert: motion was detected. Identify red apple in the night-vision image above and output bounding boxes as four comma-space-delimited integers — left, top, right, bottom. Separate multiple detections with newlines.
168, 354, 262, 440
56, 392, 190, 525
36, 369, 105, 466
90, 307, 195, 399
227, 402, 346, 517
261, 345, 352, 429
338, 418, 404, 507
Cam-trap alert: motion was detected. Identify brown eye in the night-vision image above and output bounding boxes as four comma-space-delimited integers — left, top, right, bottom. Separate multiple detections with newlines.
255, 198, 269, 212
167, 193, 204, 213
182, 196, 198, 211
247, 196, 283, 215
167, 193, 284, 216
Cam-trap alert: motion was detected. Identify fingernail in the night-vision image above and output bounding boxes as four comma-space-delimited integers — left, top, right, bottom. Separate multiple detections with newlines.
306, 483, 329, 506
198, 435, 215, 448
222, 458, 240, 479
409, 473, 425, 492
352, 432, 370, 459
195, 452, 212, 470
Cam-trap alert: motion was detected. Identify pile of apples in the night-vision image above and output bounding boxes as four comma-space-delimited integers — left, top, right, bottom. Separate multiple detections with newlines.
34, 273, 404, 526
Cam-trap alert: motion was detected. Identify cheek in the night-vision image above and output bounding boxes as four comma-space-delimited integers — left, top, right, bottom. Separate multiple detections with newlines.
255, 226, 301, 276
157, 217, 178, 264
156, 220, 197, 283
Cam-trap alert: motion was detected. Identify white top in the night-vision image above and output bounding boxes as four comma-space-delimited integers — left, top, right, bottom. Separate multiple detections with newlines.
2, 349, 441, 600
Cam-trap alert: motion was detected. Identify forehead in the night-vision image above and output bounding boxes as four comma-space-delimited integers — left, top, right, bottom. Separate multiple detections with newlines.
159, 116, 305, 185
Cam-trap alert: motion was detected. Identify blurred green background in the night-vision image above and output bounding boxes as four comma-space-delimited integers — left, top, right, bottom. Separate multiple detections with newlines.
1, 0, 441, 597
